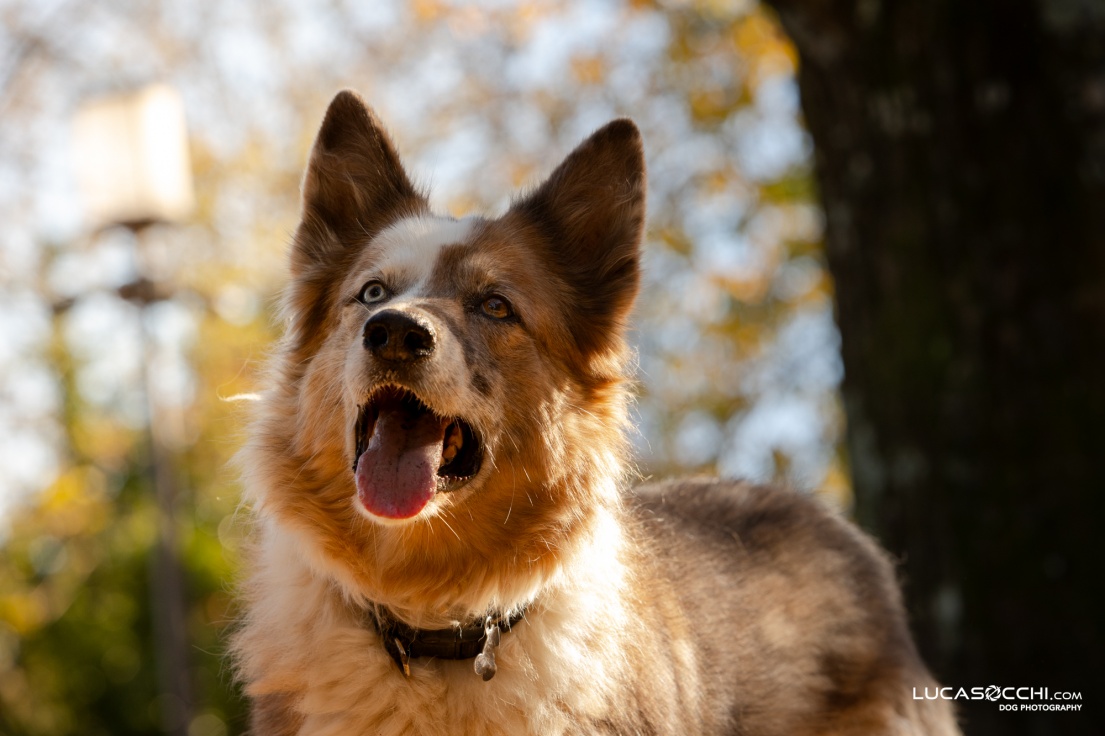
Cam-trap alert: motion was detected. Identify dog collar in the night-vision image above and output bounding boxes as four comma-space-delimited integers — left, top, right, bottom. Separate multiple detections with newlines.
369, 607, 526, 681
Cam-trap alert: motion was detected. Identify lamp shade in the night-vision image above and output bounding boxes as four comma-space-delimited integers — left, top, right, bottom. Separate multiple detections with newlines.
72, 84, 195, 229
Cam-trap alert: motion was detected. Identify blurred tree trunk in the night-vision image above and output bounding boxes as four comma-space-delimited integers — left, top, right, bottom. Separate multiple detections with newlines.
763, 1, 1105, 734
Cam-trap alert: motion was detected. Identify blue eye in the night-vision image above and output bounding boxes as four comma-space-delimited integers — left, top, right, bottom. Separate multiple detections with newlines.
360, 281, 389, 304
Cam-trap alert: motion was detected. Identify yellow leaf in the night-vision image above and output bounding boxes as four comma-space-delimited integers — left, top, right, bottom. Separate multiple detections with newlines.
570, 54, 606, 86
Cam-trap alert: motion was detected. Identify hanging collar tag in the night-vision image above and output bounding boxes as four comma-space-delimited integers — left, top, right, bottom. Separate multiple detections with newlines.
474, 616, 501, 681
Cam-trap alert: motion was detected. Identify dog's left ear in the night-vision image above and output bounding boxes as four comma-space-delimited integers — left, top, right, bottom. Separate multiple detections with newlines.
511, 120, 645, 358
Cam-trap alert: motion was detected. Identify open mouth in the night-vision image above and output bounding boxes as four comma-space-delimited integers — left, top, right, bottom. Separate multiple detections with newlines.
352, 386, 482, 519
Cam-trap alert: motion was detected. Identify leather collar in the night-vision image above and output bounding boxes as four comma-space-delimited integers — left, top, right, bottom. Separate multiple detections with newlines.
368, 606, 526, 680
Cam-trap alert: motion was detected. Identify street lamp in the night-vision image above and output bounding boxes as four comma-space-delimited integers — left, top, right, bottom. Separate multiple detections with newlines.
72, 83, 195, 736
72, 83, 194, 229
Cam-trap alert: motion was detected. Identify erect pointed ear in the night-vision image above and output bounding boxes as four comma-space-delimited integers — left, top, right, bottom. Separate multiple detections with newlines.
511, 119, 645, 358
292, 90, 426, 275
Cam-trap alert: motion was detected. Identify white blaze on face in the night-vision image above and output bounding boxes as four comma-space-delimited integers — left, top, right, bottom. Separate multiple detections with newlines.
372, 216, 476, 297
350, 214, 478, 453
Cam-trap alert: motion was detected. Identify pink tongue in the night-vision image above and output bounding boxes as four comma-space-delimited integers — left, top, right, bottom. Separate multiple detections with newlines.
355, 407, 448, 519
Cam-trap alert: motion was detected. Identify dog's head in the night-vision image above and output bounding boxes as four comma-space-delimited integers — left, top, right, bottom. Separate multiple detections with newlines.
250, 91, 644, 611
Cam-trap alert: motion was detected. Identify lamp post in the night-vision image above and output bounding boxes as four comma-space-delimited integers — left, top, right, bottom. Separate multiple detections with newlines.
72, 84, 196, 736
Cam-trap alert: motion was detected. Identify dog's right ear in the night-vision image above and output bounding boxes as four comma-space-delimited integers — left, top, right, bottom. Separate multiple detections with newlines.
292, 90, 426, 276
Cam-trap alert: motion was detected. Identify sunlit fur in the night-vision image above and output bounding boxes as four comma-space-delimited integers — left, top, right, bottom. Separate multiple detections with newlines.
231, 91, 960, 735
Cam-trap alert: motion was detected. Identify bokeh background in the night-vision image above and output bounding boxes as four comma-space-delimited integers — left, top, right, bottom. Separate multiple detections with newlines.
1, 1, 835, 734
2, 0, 1102, 735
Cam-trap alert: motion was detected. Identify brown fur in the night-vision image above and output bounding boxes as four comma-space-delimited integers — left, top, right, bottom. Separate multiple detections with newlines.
231, 90, 959, 735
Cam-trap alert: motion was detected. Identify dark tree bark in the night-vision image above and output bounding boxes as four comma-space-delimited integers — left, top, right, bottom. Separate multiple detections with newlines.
761, 1, 1105, 734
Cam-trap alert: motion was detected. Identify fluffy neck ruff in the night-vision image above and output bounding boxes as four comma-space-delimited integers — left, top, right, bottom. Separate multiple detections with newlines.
251, 468, 627, 629
232, 501, 633, 710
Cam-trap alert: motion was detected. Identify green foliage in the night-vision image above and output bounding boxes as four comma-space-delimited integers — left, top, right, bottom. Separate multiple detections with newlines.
0, 306, 264, 734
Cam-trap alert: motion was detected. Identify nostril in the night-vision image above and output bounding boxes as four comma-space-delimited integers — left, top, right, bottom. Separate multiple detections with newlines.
404, 328, 433, 355
365, 322, 389, 350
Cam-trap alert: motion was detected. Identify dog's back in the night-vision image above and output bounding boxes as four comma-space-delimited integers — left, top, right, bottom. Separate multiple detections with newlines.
614, 478, 956, 735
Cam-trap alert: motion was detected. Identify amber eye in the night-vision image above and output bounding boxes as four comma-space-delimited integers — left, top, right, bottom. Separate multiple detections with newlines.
481, 295, 513, 320
359, 280, 389, 304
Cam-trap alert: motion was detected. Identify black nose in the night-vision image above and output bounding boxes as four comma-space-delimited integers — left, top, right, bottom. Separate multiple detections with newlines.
363, 310, 436, 362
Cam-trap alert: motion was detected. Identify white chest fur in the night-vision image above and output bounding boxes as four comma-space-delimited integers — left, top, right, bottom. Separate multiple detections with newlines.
237, 516, 636, 736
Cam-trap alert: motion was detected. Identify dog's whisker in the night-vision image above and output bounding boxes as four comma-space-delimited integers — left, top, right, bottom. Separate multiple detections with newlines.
504, 457, 517, 526
435, 510, 462, 543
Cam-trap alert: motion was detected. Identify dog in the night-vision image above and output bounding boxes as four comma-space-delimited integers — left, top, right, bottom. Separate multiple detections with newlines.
231, 89, 959, 735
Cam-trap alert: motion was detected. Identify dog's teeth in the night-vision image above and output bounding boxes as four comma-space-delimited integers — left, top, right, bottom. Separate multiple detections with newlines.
439, 424, 463, 468
447, 424, 464, 451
